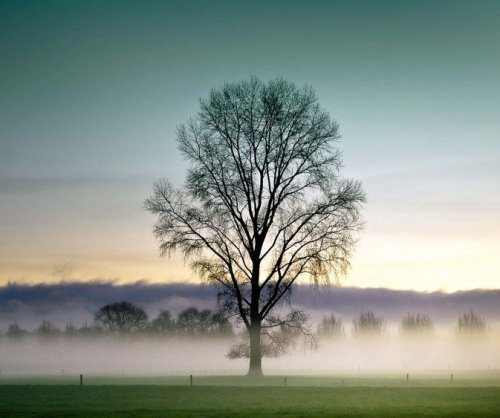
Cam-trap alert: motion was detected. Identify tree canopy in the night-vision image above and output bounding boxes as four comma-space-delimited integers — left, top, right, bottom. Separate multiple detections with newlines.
146, 77, 365, 374
94, 301, 149, 333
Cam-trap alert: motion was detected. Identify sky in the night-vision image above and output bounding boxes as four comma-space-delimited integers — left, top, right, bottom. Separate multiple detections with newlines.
1, 0, 500, 291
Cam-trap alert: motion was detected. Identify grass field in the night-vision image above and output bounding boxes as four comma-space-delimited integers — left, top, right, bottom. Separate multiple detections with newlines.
1, 374, 499, 417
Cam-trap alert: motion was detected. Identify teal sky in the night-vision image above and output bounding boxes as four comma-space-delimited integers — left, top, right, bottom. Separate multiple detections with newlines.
1, 0, 500, 290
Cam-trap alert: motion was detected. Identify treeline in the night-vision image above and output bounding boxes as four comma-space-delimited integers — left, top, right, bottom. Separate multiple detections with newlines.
317, 310, 488, 338
2, 301, 233, 340
2, 306, 489, 341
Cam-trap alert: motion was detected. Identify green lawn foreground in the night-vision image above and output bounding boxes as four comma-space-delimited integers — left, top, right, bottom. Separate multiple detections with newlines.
1, 385, 500, 417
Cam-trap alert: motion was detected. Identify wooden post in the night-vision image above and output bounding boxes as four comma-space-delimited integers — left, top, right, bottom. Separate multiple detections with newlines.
284, 377, 287, 386
190, 374, 193, 387
80, 374, 83, 386
406, 373, 409, 384
450, 373, 453, 384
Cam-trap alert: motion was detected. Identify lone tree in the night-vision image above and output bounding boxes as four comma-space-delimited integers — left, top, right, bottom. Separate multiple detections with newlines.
145, 77, 365, 375
94, 301, 149, 333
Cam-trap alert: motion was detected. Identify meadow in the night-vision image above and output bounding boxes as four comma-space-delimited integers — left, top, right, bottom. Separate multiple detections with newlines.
1, 373, 499, 417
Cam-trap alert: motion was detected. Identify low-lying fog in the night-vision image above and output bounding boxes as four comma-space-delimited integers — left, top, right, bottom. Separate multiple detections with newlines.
1, 329, 499, 376
1, 282, 499, 375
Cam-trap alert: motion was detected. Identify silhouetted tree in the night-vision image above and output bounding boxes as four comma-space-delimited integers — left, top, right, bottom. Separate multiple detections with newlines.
175, 307, 233, 337
151, 309, 175, 334
228, 310, 313, 359
458, 310, 486, 334
94, 301, 149, 333
352, 312, 385, 337
6, 323, 28, 339
400, 313, 433, 335
208, 311, 233, 337
64, 322, 78, 337
176, 307, 205, 336
317, 313, 345, 339
36, 320, 61, 338
145, 77, 365, 375
78, 322, 104, 337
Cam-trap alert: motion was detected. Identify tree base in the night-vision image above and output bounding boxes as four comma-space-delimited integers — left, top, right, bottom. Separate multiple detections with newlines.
246, 367, 264, 377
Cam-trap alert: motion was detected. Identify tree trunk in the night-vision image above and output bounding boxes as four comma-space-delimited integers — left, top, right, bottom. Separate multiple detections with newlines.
247, 320, 263, 376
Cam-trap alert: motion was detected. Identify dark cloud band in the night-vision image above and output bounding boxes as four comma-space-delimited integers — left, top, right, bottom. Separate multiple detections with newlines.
1, 281, 499, 331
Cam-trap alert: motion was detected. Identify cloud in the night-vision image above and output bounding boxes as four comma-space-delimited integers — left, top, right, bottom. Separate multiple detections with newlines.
0, 281, 499, 331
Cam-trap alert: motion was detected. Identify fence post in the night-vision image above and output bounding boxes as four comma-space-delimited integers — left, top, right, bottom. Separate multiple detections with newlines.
284, 377, 287, 386
190, 374, 193, 387
450, 373, 453, 384
406, 373, 409, 384
80, 374, 83, 386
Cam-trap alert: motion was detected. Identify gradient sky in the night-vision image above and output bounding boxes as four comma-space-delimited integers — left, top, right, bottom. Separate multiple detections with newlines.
1, 0, 499, 291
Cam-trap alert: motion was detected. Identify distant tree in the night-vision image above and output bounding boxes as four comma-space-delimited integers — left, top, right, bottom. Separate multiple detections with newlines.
400, 313, 433, 335
151, 309, 175, 334
208, 311, 234, 337
6, 323, 28, 339
78, 322, 104, 337
352, 312, 385, 337
145, 77, 365, 375
36, 320, 61, 338
458, 310, 486, 334
94, 301, 149, 333
64, 322, 78, 337
174, 307, 232, 337
317, 313, 345, 339
176, 307, 205, 336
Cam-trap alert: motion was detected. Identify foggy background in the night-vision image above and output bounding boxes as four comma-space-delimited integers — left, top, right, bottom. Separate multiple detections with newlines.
1, 282, 499, 376
1, 281, 498, 330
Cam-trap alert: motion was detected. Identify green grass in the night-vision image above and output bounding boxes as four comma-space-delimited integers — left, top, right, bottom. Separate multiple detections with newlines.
1, 375, 500, 417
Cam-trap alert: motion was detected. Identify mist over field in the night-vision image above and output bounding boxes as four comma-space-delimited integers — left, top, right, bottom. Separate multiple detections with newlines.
1, 331, 499, 376
1, 281, 499, 329
1, 281, 499, 376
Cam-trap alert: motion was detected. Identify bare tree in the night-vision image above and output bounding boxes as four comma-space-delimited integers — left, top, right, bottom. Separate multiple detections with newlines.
458, 310, 486, 334
317, 313, 345, 339
94, 301, 149, 333
176, 307, 210, 336
228, 310, 313, 360
36, 320, 61, 338
175, 307, 233, 337
145, 77, 365, 375
151, 309, 175, 334
6, 323, 28, 339
400, 312, 433, 335
352, 312, 385, 337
